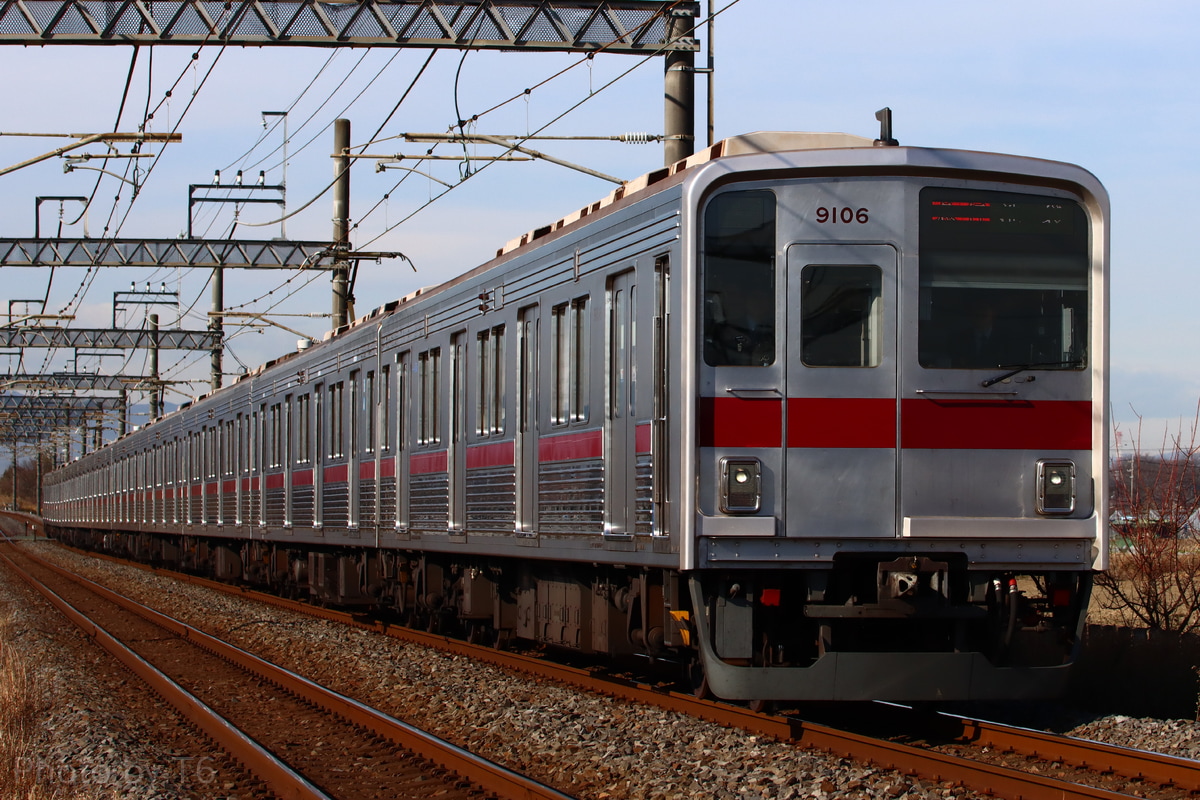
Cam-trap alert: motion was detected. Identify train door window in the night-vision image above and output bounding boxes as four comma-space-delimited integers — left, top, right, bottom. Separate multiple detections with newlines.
396, 351, 410, 530
365, 370, 376, 454
702, 189, 777, 366
297, 394, 311, 463
551, 298, 589, 425
329, 381, 345, 458
451, 334, 466, 444
477, 325, 505, 436
224, 419, 234, 476
418, 348, 441, 446
349, 370, 361, 456
380, 365, 391, 452
800, 265, 883, 367
396, 353, 408, 454
608, 280, 635, 420
253, 408, 262, 474
270, 403, 282, 467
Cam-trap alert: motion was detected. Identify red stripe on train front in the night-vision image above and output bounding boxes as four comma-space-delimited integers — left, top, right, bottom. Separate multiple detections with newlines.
698, 396, 1092, 450
697, 397, 783, 448
788, 398, 896, 448
901, 398, 1092, 450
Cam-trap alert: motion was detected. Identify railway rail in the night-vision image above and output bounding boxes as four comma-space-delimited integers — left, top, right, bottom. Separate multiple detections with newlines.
0, 528, 574, 800
9, 524, 1199, 800
51, 540, 1200, 800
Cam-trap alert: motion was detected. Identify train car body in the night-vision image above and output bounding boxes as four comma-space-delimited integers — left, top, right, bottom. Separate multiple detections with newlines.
44, 131, 1109, 702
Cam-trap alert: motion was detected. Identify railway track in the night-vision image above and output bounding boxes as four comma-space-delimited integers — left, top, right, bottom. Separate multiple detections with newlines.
0, 532, 574, 800
14, 530, 1200, 800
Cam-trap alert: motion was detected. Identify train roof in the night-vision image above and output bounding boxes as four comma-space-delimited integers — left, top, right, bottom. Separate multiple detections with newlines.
169, 131, 880, 418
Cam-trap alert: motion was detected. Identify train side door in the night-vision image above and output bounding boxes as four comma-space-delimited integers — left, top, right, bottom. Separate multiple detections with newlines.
516, 304, 539, 536
605, 269, 637, 536
784, 244, 898, 538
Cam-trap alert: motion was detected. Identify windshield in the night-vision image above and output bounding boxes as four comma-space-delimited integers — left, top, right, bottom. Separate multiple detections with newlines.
917, 187, 1089, 370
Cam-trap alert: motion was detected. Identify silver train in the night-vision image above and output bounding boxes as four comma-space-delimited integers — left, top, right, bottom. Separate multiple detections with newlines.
44, 130, 1110, 702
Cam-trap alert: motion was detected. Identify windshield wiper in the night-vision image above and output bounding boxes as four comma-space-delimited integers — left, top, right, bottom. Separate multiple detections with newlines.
980, 360, 1084, 388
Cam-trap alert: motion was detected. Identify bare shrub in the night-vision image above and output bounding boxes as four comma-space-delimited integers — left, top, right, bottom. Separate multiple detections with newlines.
1096, 406, 1200, 633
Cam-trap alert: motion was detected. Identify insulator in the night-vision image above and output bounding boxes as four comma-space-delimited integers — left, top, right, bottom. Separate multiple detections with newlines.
619, 132, 654, 144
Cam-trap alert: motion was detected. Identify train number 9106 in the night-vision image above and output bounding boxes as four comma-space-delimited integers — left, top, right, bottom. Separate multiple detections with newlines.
815, 206, 869, 224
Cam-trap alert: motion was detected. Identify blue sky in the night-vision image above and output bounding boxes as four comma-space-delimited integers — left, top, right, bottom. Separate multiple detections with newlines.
1, 0, 1197, 458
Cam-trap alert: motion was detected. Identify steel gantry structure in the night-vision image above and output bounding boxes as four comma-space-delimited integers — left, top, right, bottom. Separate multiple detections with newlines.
0, 0, 701, 459
0, 1, 698, 54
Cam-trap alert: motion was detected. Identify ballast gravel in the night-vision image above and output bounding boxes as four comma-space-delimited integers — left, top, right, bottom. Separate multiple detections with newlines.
9, 539, 1200, 800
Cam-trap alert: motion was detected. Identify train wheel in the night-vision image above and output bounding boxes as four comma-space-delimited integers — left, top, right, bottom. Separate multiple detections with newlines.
465, 621, 492, 645
748, 698, 773, 715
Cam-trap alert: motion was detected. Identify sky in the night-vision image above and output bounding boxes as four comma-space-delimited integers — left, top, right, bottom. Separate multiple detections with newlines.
0, 0, 1197, 460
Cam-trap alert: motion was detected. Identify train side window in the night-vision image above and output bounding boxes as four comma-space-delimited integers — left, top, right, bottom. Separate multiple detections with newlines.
800, 264, 883, 367
702, 189, 776, 367
551, 298, 589, 425
418, 348, 441, 445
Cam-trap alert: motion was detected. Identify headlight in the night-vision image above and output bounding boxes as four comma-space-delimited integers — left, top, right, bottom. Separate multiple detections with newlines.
720, 457, 761, 514
1036, 459, 1076, 515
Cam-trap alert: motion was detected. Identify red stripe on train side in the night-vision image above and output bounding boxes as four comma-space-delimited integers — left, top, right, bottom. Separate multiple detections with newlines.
467, 440, 515, 469
222, 479, 236, 494
292, 468, 314, 487
539, 429, 603, 462
379, 456, 396, 479
788, 398, 896, 448
410, 451, 448, 475
901, 398, 1093, 450
636, 423, 652, 455
697, 397, 783, 448
359, 460, 375, 481
264, 473, 285, 491
323, 464, 349, 484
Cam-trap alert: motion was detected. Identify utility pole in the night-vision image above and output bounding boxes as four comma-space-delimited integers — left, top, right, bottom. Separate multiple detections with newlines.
332, 118, 351, 331
118, 389, 128, 438
211, 267, 223, 390
664, 8, 696, 165
149, 313, 160, 419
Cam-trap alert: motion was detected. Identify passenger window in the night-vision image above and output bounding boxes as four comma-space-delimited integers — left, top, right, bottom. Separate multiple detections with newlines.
702, 189, 776, 366
800, 265, 883, 367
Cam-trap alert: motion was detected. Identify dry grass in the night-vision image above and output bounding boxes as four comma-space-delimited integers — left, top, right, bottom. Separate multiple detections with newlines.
0, 609, 120, 800
0, 610, 59, 800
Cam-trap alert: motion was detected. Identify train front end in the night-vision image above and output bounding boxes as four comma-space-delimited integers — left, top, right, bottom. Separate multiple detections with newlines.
682, 135, 1108, 701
